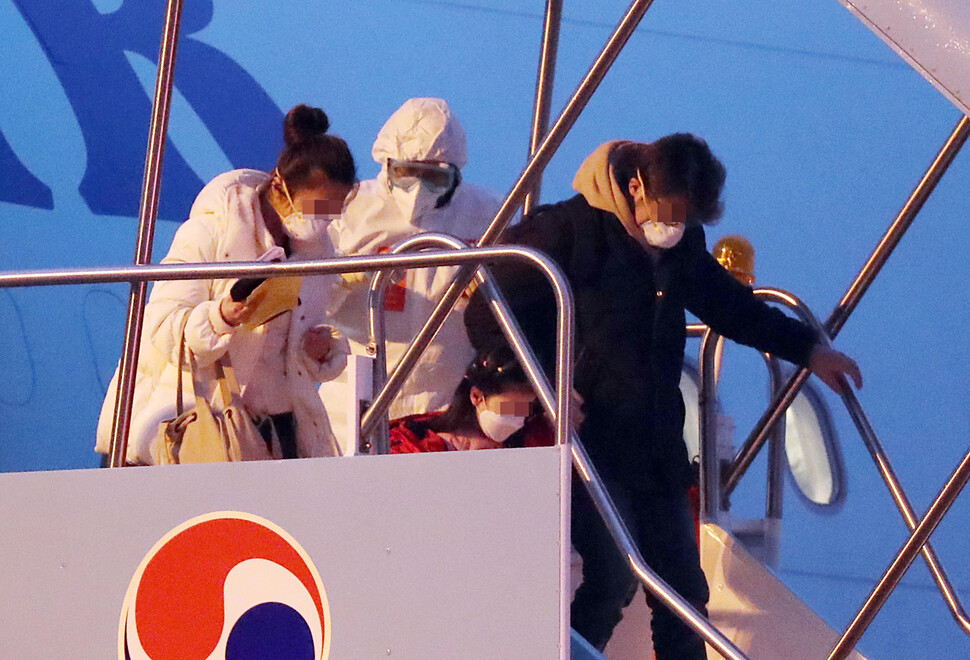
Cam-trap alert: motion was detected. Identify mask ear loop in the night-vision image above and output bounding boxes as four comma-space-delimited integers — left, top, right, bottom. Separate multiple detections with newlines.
636, 168, 651, 212
274, 168, 298, 214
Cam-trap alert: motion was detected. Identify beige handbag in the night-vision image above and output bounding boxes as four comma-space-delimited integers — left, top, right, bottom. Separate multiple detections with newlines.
153, 316, 274, 465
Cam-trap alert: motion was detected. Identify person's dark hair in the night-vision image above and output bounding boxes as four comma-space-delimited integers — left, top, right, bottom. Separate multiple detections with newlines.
610, 134, 726, 224
429, 347, 530, 434
276, 104, 357, 190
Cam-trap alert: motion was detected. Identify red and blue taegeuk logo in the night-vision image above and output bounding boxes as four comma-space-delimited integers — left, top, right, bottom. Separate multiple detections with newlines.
119, 512, 331, 660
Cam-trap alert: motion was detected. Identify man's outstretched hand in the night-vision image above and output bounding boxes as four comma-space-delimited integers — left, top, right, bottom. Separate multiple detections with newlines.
808, 344, 863, 394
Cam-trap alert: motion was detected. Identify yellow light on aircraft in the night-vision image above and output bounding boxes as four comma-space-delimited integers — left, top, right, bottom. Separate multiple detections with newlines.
713, 235, 756, 285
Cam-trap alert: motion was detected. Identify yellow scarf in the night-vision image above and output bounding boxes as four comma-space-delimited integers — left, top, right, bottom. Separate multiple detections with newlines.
571, 140, 649, 248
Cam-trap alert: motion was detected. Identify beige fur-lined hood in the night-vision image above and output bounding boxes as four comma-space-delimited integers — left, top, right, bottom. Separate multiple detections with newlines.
571, 140, 645, 245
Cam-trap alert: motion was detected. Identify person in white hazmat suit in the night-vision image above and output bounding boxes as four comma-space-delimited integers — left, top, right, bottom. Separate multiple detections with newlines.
323, 98, 501, 454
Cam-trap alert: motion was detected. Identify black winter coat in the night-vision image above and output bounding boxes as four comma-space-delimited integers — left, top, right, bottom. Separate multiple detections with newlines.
464, 194, 818, 490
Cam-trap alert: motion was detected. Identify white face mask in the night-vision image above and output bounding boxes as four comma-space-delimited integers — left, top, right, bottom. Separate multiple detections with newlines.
280, 212, 332, 242
274, 169, 341, 242
636, 169, 687, 249
390, 184, 439, 222
641, 221, 685, 249
476, 408, 528, 444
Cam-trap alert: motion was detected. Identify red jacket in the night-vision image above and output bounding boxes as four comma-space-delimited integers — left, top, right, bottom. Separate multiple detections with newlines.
389, 413, 554, 454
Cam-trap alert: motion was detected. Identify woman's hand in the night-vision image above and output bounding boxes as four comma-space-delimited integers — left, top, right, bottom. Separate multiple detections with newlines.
808, 344, 863, 394
219, 295, 258, 327
303, 325, 336, 363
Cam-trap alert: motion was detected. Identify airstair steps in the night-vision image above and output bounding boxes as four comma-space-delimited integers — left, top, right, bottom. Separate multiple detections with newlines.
572, 523, 868, 659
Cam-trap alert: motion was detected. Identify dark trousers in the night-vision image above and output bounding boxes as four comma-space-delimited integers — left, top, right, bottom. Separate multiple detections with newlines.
570, 475, 709, 658
255, 412, 298, 459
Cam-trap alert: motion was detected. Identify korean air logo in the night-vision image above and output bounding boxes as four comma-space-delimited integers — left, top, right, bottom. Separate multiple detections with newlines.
119, 512, 331, 659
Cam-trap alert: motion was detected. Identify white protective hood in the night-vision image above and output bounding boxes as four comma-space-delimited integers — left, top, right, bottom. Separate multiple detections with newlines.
372, 97, 468, 169
330, 97, 496, 256
323, 98, 501, 454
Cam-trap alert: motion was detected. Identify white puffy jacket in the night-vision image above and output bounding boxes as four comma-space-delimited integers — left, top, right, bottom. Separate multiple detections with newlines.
324, 99, 501, 450
96, 169, 348, 464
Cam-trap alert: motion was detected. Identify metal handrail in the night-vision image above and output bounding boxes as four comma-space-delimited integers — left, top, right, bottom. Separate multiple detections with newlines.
699, 287, 970, 643
764, 357, 786, 525
523, 0, 563, 216
569, 436, 749, 660
724, 115, 970, 498
362, 233, 574, 452
359, 239, 574, 449
828, 447, 970, 659
767, 290, 970, 637
0, 250, 563, 288
109, 0, 185, 468
363, 234, 472, 453
698, 319, 786, 523
0, 248, 566, 460
837, 390, 970, 635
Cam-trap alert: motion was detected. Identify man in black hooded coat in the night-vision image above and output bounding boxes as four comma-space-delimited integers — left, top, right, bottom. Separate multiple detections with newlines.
464, 136, 861, 658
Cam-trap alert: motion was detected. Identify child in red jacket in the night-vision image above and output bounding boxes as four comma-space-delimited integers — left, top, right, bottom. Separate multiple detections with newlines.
389, 347, 552, 454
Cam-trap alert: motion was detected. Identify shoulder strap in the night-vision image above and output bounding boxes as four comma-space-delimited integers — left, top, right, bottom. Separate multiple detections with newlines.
212, 352, 243, 408
173, 310, 236, 416
174, 312, 192, 416
183, 346, 243, 413
175, 320, 244, 413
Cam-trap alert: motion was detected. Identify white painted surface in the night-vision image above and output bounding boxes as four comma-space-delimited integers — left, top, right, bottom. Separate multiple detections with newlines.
318, 351, 374, 457
838, 0, 970, 115
0, 446, 567, 659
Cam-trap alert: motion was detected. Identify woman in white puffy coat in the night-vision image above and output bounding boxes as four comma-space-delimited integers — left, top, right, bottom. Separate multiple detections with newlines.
96, 105, 355, 464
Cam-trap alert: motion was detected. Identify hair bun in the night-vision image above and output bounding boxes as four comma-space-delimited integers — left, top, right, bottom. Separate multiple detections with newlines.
283, 104, 330, 146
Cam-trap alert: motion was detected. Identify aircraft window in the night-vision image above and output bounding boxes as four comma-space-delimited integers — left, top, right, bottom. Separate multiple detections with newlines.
679, 359, 845, 509
785, 381, 845, 508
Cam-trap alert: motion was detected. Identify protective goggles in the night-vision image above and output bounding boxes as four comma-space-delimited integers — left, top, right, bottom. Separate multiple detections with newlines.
386, 158, 459, 194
